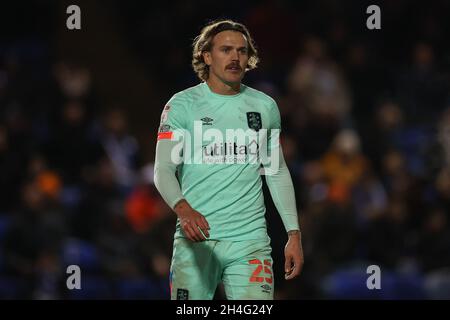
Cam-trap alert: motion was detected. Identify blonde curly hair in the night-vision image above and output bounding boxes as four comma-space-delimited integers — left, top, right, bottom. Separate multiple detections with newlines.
192, 19, 259, 81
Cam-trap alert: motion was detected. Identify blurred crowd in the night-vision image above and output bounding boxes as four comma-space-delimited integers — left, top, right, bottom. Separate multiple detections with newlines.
1, 0, 450, 299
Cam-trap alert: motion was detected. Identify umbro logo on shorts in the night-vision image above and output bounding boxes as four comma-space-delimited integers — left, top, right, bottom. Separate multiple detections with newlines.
261, 284, 272, 293
177, 288, 189, 300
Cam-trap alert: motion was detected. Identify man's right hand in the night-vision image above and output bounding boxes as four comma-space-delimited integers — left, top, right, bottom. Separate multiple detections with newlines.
174, 199, 210, 242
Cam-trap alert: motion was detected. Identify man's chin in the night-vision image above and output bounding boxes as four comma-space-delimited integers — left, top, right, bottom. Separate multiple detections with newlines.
223, 75, 244, 85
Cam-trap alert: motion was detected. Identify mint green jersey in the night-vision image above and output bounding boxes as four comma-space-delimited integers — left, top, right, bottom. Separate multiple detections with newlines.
155, 82, 299, 241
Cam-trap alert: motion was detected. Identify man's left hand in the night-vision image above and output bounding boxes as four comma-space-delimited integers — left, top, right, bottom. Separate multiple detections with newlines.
284, 230, 304, 280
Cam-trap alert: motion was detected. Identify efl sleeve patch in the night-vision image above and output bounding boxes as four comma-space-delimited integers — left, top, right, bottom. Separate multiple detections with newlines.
157, 132, 173, 140
157, 124, 172, 140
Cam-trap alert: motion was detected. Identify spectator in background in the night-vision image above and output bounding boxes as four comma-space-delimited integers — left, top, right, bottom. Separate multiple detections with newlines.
418, 207, 450, 272
125, 184, 165, 234
244, 0, 299, 82
434, 168, 450, 217
287, 37, 351, 160
321, 129, 368, 205
44, 100, 104, 184
396, 42, 448, 122
100, 108, 140, 195
380, 149, 426, 233
0, 125, 25, 212
49, 61, 99, 129
2, 178, 66, 298
361, 100, 404, 174
71, 157, 122, 241
352, 169, 388, 229
344, 43, 387, 123
288, 36, 352, 123
52, 61, 94, 102
438, 107, 450, 168
364, 197, 414, 269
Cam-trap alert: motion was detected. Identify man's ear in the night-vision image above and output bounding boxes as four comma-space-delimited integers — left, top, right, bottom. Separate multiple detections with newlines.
203, 51, 212, 66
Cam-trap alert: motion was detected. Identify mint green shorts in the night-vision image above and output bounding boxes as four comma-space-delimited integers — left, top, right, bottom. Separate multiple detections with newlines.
169, 237, 274, 300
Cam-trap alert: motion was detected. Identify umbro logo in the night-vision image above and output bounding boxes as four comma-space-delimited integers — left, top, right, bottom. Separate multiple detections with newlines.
261, 284, 271, 293
201, 117, 214, 125
176, 288, 189, 300
261, 284, 271, 291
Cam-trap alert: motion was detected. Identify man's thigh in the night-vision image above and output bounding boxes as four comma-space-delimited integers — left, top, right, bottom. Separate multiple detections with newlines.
170, 238, 222, 300
221, 240, 274, 300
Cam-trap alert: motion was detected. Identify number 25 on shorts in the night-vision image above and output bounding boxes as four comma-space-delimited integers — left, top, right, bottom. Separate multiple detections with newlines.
249, 259, 273, 284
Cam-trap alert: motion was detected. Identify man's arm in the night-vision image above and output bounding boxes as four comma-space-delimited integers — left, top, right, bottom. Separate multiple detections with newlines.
154, 139, 184, 209
264, 139, 304, 280
265, 145, 300, 232
264, 99, 304, 279
154, 138, 210, 242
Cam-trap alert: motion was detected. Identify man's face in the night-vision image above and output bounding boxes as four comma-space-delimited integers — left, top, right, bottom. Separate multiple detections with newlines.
203, 30, 249, 85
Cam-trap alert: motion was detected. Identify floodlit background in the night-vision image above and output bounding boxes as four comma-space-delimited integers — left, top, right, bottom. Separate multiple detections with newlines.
0, 0, 449, 299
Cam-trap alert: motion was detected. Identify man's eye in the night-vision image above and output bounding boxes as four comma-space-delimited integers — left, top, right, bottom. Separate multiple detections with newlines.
222, 48, 230, 52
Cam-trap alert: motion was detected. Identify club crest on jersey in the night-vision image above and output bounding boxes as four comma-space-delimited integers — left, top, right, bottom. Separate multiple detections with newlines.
157, 123, 173, 140
247, 112, 262, 132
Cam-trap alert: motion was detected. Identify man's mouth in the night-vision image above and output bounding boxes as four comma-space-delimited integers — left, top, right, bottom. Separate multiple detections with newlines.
226, 65, 242, 72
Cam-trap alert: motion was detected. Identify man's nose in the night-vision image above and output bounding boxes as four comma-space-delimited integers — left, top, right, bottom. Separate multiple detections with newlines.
231, 49, 240, 61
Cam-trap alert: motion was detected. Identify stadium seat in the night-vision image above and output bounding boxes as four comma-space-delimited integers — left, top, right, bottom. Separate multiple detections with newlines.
115, 278, 163, 299
61, 238, 100, 271
424, 269, 450, 299
0, 216, 11, 274
321, 264, 425, 299
0, 215, 11, 242
67, 275, 112, 300
60, 186, 82, 209
0, 277, 26, 299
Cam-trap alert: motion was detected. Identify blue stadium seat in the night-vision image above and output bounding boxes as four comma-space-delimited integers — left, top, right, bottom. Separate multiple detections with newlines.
424, 269, 450, 299
321, 264, 425, 299
0, 249, 4, 273
67, 275, 112, 300
61, 238, 100, 271
322, 267, 381, 299
60, 186, 82, 209
0, 215, 11, 242
115, 278, 167, 299
0, 277, 26, 299
0, 215, 11, 274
